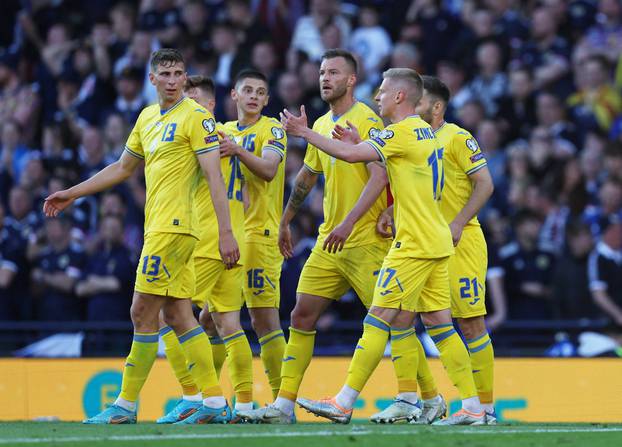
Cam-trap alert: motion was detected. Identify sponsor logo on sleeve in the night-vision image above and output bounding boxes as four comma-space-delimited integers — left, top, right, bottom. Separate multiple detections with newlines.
470, 153, 485, 163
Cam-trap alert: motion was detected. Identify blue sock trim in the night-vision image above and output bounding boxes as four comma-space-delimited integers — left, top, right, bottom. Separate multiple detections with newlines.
209, 336, 224, 345
465, 331, 489, 344
390, 329, 416, 341
425, 323, 454, 331
159, 326, 173, 336
179, 326, 205, 344
133, 333, 159, 343
259, 331, 285, 346
364, 314, 390, 332
223, 330, 246, 343
430, 329, 456, 344
468, 339, 492, 354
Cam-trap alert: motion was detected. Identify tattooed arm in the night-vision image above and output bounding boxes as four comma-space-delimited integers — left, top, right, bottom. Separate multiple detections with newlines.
278, 166, 318, 258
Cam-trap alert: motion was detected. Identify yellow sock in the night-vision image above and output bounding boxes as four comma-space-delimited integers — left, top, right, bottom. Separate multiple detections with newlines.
259, 329, 286, 400
160, 326, 200, 396
426, 324, 477, 399
345, 314, 390, 392
466, 331, 495, 404
179, 326, 221, 398
209, 335, 227, 379
222, 330, 253, 404
415, 335, 438, 400
278, 327, 315, 401
119, 332, 159, 402
390, 327, 419, 394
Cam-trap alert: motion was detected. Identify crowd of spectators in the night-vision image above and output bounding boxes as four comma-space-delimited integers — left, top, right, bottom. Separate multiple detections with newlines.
1, 0, 622, 353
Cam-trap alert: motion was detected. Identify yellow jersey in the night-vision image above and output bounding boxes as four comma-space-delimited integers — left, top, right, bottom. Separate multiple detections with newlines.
366, 115, 453, 259
125, 97, 220, 239
434, 122, 487, 228
303, 101, 387, 247
194, 123, 246, 261
222, 116, 286, 244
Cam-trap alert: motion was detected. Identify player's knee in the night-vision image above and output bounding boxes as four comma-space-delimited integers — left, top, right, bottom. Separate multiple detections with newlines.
290, 306, 318, 331
130, 301, 155, 331
457, 316, 486, 340
198, 309, 215, 332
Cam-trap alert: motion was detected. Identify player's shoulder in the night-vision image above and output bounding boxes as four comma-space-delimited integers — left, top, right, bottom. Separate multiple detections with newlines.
137, 103, 159, 122
222, 120, 237, 131
350, 101, 381, 123
312, 109, 332, 129
444, 122, 479, 150
259, 115, 286, 137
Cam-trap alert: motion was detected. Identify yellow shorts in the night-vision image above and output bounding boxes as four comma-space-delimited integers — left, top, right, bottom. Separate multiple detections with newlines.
192, 257, 244, 313
135, 232, 197, 299
372, 252, 450, 313
449, 226, 488, 318
297, 241, 391, 308
243, 242, 283, 309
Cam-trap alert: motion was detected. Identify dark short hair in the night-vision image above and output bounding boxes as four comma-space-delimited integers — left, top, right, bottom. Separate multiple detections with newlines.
185, 75, 215, 96
421, 75, 450, 105
234, 68, 268, 88
321, 48, 358, 75
150, 48, 185, 72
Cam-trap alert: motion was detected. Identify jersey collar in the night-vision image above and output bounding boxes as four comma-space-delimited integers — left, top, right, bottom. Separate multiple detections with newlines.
433, 121, 447, 134
237, 115, 263, 131
160, 96, 185, 116
330, 101, 358, 122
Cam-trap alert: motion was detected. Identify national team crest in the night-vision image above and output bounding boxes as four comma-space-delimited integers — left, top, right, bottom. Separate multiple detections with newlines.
271, 126, 285, 139
202, 118, 216, 133
466, 138, 479, 152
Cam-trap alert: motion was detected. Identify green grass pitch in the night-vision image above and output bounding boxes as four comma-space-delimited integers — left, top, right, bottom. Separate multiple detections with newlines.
0, 423, 621, 447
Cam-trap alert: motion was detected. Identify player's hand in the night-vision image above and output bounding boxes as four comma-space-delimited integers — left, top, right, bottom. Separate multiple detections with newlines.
219, 231, 240, 269
449, 221, 464, 247
278, 222, 294, 259
332, 120, 362, 144
218, 131, 240, 158
376, 208, 394, 238
323, 220, 354, 253
280, 105, 308, 137
43, 190, 75, 217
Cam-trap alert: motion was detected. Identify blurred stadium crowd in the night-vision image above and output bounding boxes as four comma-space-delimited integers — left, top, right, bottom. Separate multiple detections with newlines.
1, 0, 621, 355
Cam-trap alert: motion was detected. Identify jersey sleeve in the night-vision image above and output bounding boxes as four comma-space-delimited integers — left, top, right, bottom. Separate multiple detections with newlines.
357, 112, 384, 142
452, 131, 487, 176
124, 115, 144, 159
303, 143, 323, 173
262, 122, 287, 161
188, 110, 220, 155
364, 124, 401, 163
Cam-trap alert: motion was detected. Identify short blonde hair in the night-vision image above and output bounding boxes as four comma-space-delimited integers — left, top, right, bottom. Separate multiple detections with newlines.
382, 68, 423, 105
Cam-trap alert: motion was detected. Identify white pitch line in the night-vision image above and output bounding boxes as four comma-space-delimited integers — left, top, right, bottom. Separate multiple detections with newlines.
1, 426, 622, 445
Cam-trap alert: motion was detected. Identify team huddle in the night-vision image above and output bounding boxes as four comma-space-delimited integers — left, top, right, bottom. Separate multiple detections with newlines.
43, 47, 495, 426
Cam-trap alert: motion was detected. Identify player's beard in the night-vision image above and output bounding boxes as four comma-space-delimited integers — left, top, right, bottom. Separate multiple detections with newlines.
322, 81, 348, 103
420, 105, 434, 125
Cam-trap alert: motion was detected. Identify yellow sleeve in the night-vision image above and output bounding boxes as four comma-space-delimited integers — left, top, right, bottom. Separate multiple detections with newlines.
357, 113, 384, 141
262, 122, 287, 161
363, 124, 400, 163
187, 110, 220, 155
124, 115, 144, 159
303, 143, 323, 173
452, 131, 487, 176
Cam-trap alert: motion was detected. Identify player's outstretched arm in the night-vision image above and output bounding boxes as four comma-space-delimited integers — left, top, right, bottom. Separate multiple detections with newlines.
279, 166, 318, 258
197, 150, 240, 269
43, 150, 141, 217
450, 166, 494, 246
219, 131, 281, 181
281, 106, 379, 163
324, 163, 389, 253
